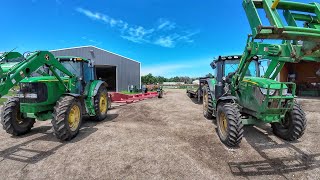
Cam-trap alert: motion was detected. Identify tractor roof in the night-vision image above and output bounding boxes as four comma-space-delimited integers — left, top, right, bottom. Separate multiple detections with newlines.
212, 55, 242, 64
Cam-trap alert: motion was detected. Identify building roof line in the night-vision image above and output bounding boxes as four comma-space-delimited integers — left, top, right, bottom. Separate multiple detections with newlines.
50, 45, 140, 64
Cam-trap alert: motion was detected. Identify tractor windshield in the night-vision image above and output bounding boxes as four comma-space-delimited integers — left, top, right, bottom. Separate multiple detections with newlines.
225, 60, 259, 77
59, 61, 82, 77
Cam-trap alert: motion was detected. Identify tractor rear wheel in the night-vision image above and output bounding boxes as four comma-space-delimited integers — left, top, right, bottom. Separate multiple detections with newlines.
203, 85, 214, 119
217, 103, 243, 147
93, 85, 108, 121
1, 97, 35, 136
271, 102, 307, 141
52, 96, 82, 141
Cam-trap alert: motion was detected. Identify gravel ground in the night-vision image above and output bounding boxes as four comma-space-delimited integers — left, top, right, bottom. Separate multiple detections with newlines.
0, 89, 319, 180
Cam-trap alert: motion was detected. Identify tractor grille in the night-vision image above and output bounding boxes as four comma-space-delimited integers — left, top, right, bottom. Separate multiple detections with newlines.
19, 82, 48, 103
254, 87, 265, 105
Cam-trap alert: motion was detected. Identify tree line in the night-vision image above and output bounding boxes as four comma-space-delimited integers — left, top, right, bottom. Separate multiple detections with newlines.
141, 73, 214, 84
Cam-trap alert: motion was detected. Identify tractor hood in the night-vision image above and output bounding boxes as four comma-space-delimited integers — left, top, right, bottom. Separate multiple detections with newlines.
243, 77, 288, 89
21, 76, 69, 83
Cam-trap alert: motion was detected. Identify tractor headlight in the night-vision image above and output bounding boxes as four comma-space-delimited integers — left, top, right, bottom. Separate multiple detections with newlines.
25, 93, 38, 99
282, 89, 288, 96
260, 88, 276, 96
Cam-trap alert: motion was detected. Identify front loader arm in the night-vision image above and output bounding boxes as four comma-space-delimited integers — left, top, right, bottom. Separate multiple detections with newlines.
233, 0, 320, 89
0, 51, 74, 97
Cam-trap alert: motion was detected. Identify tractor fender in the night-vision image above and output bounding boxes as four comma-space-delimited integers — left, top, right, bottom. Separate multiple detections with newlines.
84, 80, 108, 116
216, 96, 237, 108
92, 81, 108, 97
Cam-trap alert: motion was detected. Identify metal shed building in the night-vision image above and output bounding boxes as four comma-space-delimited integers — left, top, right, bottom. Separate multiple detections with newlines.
51, 46, 141, 92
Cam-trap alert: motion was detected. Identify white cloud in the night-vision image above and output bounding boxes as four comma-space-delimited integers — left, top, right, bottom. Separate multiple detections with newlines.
157, 19, 176, 30
154, 36, 175, 48
76, 8, 101, 20
76, 8, 198, 48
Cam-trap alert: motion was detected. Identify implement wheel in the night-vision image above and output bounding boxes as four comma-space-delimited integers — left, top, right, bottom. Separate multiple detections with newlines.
203, 85, 214, 119
158, 90, 164, 98
52, 96, 82, 141
217, 103, 243, 147
93, 85, 108, 121
271, 102, 307, 141
1, 98, 35, 136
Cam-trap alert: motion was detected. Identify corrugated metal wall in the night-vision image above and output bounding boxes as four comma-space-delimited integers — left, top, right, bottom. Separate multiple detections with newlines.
51, 46, 141, 92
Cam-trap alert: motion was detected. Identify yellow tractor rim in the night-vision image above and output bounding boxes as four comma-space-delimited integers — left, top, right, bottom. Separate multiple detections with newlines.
99, 93, 107, 114
219, 112, 228, 137
68, 105, 81, 131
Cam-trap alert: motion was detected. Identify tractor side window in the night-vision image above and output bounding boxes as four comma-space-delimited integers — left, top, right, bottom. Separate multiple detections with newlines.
224, 60, 259, 77
59, 61, 82, 77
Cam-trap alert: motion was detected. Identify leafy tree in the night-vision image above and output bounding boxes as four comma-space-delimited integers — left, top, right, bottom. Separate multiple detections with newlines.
141, 73, 156, 84
141, 73, 199, 84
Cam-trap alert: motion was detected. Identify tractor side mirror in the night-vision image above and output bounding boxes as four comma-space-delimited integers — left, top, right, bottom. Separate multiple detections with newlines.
210, 62, 216, 69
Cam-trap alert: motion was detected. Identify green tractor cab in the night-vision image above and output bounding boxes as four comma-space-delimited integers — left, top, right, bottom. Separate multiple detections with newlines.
0, 51, 109, 141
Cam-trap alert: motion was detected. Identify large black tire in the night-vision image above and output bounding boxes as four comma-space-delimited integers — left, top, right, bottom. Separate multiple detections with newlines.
52, 96, 82, 141
203, 85, 214, 119
93, 85, 108, 121
158, 90, 164, 98
217, 103, 243, 147
1, 97, 35, 136
271, 102, 307, 141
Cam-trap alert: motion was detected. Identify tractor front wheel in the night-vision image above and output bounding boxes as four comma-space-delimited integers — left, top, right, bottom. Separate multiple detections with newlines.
93, 85, 108, 121
217, 103, 243, 147
271, 102, 307, 141
203, 85, 214, 119
52, 96, 82, 141
1, 98, 35, 136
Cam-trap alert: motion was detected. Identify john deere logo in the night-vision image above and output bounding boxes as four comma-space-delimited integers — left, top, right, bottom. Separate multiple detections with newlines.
45, 54, 50, 61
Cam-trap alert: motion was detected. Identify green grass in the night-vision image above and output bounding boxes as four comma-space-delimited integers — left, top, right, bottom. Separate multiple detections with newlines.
0, 90, 17, 105
120, 91, 140, 95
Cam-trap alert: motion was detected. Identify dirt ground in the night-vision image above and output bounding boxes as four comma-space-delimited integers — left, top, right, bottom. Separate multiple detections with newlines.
0, 89, 319, 180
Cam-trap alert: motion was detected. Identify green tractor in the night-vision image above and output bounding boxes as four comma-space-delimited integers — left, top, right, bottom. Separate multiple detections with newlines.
0, 51, 109, 140
203, 0, 320, 147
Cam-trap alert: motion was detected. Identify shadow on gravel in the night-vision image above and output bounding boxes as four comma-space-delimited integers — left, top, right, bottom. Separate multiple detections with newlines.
228, 126, 320, 177
187, 96, 202, 105
0, 113, 118, 164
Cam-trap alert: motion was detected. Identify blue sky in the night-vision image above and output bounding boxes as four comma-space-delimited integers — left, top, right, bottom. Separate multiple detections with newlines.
0, 0, 312, 77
